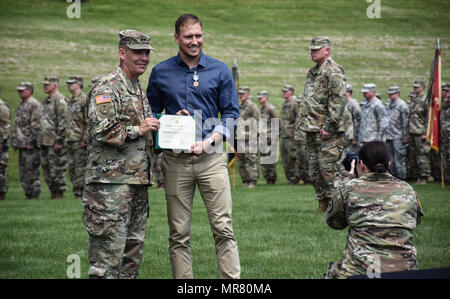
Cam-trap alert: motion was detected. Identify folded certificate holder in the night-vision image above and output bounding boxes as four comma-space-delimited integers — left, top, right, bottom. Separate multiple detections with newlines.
155, 113, 196, 150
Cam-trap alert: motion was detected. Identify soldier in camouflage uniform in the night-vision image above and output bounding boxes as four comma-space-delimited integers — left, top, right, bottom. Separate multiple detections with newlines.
404, 80, 431, 184
345, 84, 361, 153
358, 83, 388, 145
440, 83, 450, 184
280, 85, 299, 185
0, 85, 10, 200
325, 141, 423, 279
257, 90, 278, 184
39, 76, 69, 199
12, 82, 42, 200
83, 30, 159, 279
151, 152, 164, 189
298, 36, 346, 213
293, 97, 309, 184
385, 86, 409, 180
66, 76, 88, 198
237, 86, 260, 188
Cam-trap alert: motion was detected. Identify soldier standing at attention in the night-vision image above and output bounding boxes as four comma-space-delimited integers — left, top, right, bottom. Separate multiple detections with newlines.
257, 90, 278, 185
40, 76, 69, 200
293, 97, 310, 185
298, 36, 347, 214
358, 83, 388, 145
385, 86, 409, 180
403, 80, 432, 184
83, 30, 159, 279
237, 86, 260, 188
12, 82, 42, 200
440, 83, 450, 184
0, 85, 10, 200
345, 84, 361, 153
326, 141, 423, 279
65, 76, 88, 199
280, 84, 299, 185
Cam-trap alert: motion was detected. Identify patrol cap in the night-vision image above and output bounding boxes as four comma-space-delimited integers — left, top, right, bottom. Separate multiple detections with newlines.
42, 76, 59, 85
412, 80, 425, 87
442, 83, 450, 91
387, 86, 400, 94
66, 75, 83, 85
238, 86, 250, 94
17, 81, 34, 91
257, 90, 269, 98
346, 84, 352, 92
281, 84, 295, 92
119, 29, 155, 51
361, 83, 376, 93
308, 36, 331, 50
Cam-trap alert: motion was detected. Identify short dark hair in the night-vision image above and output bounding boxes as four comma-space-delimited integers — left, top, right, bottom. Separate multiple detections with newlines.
175, 14, 202, 35
358, 141, 390, 173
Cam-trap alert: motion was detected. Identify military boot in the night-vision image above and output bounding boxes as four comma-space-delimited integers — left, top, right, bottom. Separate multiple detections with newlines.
315, 199, 329, 214
0, 193, 5, 200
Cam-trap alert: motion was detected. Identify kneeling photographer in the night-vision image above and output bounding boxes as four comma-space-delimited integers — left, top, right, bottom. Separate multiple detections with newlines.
325, 141, 424, 279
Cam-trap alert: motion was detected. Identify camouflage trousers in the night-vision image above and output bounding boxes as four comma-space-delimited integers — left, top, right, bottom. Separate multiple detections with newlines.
306, 132, 343, 201
0, 142, 8, 194
82, 183, 149, 279
386, 139, 407, 180
41, 145, 67, 193
67, 141, 87, 197
260, 138, 277, 183
407, 134, 430, 180
294, 140, 309, 183
19, 148, 41, 198
237, 152, 259, 184
151, 152, 164, 185
441, 143, 450, 184
429, 149, 441, 181
280, 137, 297, 184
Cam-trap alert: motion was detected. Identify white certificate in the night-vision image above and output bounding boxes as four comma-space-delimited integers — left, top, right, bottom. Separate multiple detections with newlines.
156, 114, 196, 150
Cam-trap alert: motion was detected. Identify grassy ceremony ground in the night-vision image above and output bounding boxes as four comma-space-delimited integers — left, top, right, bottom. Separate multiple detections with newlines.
0, 0, 449, 279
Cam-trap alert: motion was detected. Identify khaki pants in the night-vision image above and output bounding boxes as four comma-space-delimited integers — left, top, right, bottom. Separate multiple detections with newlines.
162, 151, 241, 279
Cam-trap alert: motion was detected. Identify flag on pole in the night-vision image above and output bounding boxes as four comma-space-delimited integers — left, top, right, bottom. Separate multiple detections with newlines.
426, 38, 441, 153
228, 59, 239, 187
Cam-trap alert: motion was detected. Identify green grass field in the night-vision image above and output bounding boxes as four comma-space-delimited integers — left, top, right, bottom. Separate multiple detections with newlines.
0, 0, 450, 279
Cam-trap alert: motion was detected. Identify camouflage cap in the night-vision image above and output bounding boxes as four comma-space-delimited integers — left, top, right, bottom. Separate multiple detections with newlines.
361, 83, 376, 93
442, 83, 450, 91
119, 29, 155, 51
281, 84, 295, 92
17, 81, 34, 91
387, 86, 400, 94
66, 75, 83, 85
308, 36, 331, 50
238, 86, 250, 94
346, 84, 352, 92
412, 80, 425, 87
42, 76, 59, 84
257, 90, 269, 98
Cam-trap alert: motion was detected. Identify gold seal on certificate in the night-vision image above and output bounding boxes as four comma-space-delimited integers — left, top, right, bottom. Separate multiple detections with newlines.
156, 114, 196, 150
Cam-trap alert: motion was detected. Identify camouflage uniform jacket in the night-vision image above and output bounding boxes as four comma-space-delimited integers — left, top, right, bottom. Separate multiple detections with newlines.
346, 98, 361, 143
326, 172, 423, 276
359, 97, 388, 143
85, 66, 154, 185
440, 98, 450, 145
385, 97, 409, 140
0, 98, 10, 143
12, 96, 41, 148
259, 103, 278, 140
238, 99, 260, 141
299, 58, 346, 134
408, 94, 427, 136
280, 100, 298, 138
39, 91, 68, 146
66, 91, 88, 143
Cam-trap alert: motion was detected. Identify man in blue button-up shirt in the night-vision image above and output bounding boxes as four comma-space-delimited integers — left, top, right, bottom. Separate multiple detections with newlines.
146, 14, 241, 279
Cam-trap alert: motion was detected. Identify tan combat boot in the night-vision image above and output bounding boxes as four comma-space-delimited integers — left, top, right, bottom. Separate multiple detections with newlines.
315, 199, 329, 214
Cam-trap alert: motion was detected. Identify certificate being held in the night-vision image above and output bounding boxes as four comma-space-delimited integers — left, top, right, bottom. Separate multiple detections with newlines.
155, 114, 196, 150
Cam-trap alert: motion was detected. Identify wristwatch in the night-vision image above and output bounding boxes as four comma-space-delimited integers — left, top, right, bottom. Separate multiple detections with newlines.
206, 137, 215, 146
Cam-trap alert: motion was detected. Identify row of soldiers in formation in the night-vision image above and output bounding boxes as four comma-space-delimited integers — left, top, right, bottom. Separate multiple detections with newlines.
0, 76, 449, 200
236, 80, 450, 187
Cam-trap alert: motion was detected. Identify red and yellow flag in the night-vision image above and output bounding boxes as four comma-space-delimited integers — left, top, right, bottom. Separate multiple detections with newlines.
426, 40, 441, 153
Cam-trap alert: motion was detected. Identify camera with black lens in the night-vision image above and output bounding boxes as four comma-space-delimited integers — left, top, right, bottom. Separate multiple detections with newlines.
342, 151, 359, 177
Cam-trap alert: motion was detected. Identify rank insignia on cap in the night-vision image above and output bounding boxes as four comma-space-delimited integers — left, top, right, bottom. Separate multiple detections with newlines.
95, 94, 111, 104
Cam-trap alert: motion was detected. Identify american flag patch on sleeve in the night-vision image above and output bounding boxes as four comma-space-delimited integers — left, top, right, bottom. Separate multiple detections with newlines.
95, 94, 111, 104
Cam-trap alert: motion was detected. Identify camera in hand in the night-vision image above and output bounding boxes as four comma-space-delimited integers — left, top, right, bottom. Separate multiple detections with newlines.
343, 151, 359, 177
